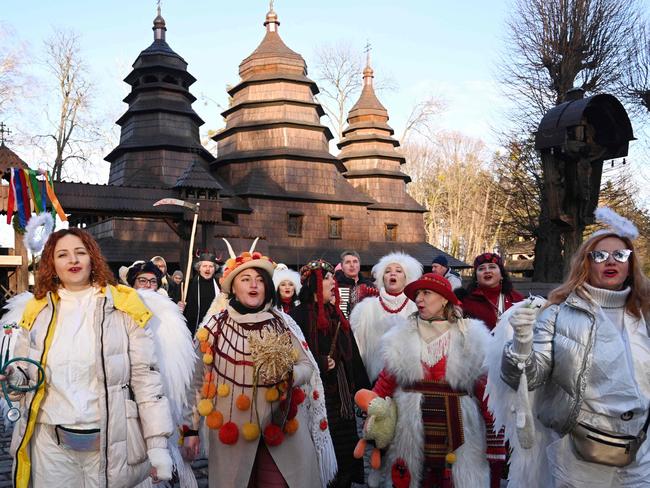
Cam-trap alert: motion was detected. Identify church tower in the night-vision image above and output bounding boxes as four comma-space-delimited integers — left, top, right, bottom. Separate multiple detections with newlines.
106, 8, 213, 188
338, 57, 426, 243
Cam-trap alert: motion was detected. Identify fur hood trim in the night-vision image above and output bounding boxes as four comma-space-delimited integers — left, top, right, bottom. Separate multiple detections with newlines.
372, 252, 423, 289
272, 266, 302, 295
382, 316, 492, 392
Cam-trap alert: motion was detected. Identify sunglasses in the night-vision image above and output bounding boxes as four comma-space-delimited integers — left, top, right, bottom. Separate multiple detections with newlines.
588, 249, 633, 264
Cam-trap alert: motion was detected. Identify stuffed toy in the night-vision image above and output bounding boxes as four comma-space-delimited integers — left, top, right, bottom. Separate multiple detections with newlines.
353, 389, 397, 469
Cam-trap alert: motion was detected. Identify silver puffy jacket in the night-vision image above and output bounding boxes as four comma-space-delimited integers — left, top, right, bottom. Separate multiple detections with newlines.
502, 290, 632, 435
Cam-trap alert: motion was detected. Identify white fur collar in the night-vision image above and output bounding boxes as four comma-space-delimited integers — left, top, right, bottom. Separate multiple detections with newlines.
381, 316, 492, 393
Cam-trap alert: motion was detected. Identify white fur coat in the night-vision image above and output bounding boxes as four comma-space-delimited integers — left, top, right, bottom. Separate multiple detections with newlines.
350, 290, 417, 382
378, 316, 493, 488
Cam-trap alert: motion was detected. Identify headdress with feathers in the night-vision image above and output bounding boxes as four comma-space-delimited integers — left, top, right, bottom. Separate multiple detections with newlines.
592, 207, 639, 240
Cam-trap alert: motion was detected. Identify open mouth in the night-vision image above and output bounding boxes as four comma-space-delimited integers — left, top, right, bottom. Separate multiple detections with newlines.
389, 277, 397, 284
603, 269, 618, 278
69, 267, 82, 273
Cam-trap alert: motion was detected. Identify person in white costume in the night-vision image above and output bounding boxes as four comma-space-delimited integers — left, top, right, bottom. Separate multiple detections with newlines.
498, 208, 650, 488
0, 228, 183, 488
350, 252, 422, 383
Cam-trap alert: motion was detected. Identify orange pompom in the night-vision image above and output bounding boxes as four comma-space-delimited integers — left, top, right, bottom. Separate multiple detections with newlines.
219, 422, 239, 445
240, 252, 251, 258
196, 327, 209, 342
203, 353, 214, 365
284, 418, 299, 435
225, 258, 236, 270
204, 371, 215, 383
217, 383, 231, 397
197, 399, 213, 417
242, 422, 260, 441
200, 341, 211, 353
206, 410, 224, 430
265, 387, 279, 403
235, 394, 251, 411
201, 382, 217, 399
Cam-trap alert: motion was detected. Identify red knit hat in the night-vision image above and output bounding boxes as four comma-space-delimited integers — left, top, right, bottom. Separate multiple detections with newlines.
403, 273, 461, 305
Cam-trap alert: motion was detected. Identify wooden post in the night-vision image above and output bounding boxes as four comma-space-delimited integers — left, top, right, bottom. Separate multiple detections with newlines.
13, 232, 29, 293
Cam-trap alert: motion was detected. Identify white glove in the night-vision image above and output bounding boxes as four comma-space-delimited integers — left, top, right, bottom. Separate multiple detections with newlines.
509, 307, 536, 356
148, 447, 173, 481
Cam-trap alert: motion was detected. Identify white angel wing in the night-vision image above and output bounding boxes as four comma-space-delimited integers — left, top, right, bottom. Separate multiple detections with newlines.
136, 290, 199, 488
136, 289, 197, 423
484, 295, 554, 488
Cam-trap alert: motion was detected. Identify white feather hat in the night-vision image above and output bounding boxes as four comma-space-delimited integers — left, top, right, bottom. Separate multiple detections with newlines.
592, 207, 639, 240
371, 252, 423, 289
273, 265, 302, 294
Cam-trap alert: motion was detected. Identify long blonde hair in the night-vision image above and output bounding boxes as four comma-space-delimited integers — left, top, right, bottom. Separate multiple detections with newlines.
547, 232, 650, 319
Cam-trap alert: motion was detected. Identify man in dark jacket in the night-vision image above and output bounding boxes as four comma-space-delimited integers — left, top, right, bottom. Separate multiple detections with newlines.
181, 253, 220, 335
334, 250, 375, 318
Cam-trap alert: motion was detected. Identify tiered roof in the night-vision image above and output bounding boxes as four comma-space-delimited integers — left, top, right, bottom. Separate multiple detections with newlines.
338, 60, 425, 212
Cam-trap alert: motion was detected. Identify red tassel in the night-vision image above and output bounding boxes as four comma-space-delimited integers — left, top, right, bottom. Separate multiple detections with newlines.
391, 459, 411, 488
442, 465, 453, 488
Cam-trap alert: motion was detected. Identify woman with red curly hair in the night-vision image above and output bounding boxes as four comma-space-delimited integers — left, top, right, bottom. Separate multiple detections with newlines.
0, 228, 175, 488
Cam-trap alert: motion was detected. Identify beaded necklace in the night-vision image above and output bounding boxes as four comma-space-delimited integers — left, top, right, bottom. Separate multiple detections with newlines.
378, 295, 410, 314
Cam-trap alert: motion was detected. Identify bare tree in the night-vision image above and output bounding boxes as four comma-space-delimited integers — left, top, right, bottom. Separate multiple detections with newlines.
312, 42, 363, 140
498, 0, 641, 281
404, 132, 505, 262
620, 22, 650, 113
502, 0, 639, 126
33, 29, 99, 182
400, 96, 446, 144
0, 23, 28, 116
312, 42, 398, 141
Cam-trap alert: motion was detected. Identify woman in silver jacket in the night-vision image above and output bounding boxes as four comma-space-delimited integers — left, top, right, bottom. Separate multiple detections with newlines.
501, 216, 650, 488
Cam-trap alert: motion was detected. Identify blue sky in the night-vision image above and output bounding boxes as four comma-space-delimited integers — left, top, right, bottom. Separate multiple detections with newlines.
1, 1, 648, 248
3, 1, 510, 153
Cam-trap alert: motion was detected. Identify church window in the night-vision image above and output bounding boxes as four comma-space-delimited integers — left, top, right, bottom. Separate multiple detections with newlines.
287, 213, 303, 237
143, 75, 158, 84
328, 217, 343, 239
162, 75, 179, 85
385, 223, 398, 241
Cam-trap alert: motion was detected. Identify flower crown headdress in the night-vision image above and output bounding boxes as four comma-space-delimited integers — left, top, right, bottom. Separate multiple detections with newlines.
219, 237, 276, 294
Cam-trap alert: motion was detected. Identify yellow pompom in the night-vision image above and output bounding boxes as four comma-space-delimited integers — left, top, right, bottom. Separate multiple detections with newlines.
203, 353, 214, 365
242, 422, 260, 441
197, 399, 214, 417
206, 410, 224, 430
225, 258, 236, 270
196, 328, 209, 342
217, 383, 231, 397
445, 452, 457, 464
265, 387, 280, 403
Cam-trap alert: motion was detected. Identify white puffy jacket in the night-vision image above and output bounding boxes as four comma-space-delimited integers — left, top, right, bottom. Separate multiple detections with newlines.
8, 285, 174, 488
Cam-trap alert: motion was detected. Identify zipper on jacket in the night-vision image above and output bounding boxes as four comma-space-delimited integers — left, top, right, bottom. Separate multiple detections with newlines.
98, 296, 109, 485
13, 293, 57, 485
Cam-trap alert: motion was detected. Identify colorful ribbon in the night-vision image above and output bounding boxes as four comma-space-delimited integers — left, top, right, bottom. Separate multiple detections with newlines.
4, 167, 67, 228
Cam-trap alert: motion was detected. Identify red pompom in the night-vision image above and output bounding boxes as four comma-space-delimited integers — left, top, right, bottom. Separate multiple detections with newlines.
391, 459, 411, 488
263, 423, 285, 447
312, 390, 319, 400
219, 422, 239, 445
319, 419, 328, 431
287, 403, 298, 420
292, 387, 306, 406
